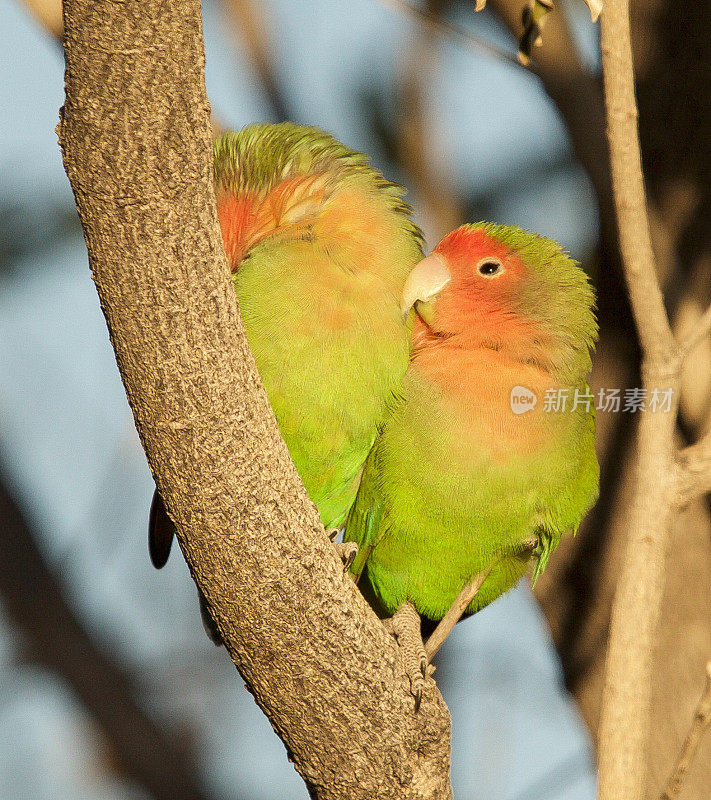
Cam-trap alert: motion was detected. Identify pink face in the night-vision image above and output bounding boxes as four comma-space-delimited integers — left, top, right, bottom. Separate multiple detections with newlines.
421, 227, 536, 346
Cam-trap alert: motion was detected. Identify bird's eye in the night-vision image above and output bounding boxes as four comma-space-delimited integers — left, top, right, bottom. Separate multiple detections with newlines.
476, 258, 504, 277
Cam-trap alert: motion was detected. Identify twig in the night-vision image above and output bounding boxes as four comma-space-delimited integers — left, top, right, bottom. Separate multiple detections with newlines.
375, 0, 526, 69
425, 537, 538, 661
675, 432, 711, 507
678, 302, 711, 359
425, 566, 494, 661
660, 662, 711, 800
600, 7, 675, 361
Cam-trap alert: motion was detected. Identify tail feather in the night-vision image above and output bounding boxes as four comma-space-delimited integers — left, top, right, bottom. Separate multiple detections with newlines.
148, 489, 175, 569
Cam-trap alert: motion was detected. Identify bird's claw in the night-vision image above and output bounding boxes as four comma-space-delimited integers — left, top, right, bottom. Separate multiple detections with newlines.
388, 601, 429, 711
332, 541, 359, 573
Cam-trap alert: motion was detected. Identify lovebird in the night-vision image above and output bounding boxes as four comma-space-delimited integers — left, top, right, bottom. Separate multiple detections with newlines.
344, 223, 599, 673
149, 123, 422, 570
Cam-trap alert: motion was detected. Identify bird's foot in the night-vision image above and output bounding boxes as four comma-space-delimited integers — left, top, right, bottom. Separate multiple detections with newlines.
326, 527, 342, 541
385, 601, 429, 711
332, 541, 359, 573
326, 528, 358, 573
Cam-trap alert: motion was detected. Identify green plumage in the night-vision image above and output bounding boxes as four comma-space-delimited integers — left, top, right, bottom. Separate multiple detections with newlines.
215, 123, 422, 529
345, 223, 599, 621
213, 125, 417, 220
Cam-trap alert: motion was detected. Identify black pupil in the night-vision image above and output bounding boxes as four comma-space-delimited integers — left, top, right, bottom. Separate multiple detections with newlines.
479, 261, 500, 275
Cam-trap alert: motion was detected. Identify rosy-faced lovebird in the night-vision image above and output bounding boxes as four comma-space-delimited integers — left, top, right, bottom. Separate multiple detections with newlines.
344, 223, 599, 632
149, 123, 422, 569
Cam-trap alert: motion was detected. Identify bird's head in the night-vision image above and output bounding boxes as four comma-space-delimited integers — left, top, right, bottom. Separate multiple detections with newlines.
402, 223, 597, 381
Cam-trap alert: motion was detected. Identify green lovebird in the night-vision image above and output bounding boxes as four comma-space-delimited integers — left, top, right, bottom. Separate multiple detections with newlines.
345, 223, 599, 634
149, 123, 422, 569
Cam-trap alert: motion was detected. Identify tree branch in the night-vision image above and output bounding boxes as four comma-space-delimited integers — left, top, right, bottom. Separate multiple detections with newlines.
58, 2, 451, 798
18, 0, 63, 38
660, 661, 711, 800
675, 432, 711, 507
425, 566, 493, 662
599, 1, 675, 362
595, 2, 685, 799
678, 302, 711, 359
376, 0, 524, 67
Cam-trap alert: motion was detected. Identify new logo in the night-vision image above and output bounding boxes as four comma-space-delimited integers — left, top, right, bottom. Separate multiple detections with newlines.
510, 385, 537, 415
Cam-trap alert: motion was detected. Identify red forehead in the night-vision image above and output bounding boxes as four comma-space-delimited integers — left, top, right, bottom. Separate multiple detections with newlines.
434, 227, 513, 268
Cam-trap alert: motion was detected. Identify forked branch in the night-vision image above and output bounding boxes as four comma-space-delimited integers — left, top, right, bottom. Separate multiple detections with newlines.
595, 0, 711, 796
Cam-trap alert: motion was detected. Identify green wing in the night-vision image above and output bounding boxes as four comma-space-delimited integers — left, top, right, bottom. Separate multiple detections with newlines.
344, 449, 385, 583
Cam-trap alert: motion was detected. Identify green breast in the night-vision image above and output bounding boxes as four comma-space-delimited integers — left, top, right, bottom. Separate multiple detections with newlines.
346, 366, 598, 619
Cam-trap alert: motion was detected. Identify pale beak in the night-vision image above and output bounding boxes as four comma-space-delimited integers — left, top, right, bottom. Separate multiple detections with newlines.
401, 252, 452, 321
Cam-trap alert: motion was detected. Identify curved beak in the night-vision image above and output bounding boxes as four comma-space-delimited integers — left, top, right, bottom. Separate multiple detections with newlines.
401, 252, 452, 322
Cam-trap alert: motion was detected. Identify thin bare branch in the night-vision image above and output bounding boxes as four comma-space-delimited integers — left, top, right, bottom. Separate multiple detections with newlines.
679, 302, 711, 360
376, 0, 525, 68
675, 433, 711, 507
599, 2, 675, 363
425, 537, 537, 661
660, 662, 711, 800
425, 566, 494, 662
596, 1, 684, 798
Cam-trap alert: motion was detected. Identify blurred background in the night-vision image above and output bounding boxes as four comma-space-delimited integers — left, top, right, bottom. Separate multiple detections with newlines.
1, 0, 710, 798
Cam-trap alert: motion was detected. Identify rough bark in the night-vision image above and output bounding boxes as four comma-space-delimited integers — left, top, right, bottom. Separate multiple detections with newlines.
58, 2, 452, 798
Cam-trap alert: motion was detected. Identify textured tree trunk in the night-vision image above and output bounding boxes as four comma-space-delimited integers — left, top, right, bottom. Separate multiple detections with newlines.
58, 1, 452, 797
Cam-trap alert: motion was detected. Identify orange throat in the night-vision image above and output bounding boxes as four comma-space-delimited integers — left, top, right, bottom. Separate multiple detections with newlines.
412, 336, 561, 460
